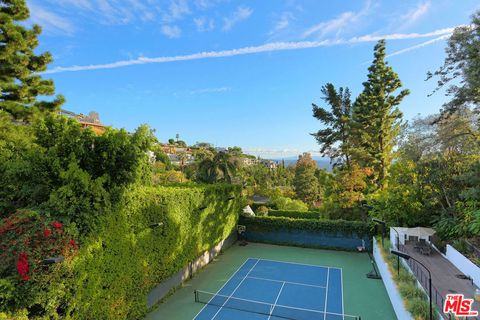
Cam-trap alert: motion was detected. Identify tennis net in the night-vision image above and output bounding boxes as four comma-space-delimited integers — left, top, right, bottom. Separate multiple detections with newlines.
194, 289, 361, 320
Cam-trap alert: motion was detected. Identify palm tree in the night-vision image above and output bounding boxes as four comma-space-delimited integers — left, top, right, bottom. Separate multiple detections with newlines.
177, 151, 188, 172
197, 151, 239, 183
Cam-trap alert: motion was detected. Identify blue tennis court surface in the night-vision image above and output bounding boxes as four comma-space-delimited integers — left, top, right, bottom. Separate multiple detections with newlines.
194, 258, 353, 320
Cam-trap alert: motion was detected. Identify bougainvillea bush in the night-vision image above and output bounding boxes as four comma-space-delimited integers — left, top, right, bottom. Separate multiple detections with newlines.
0, 210, 79, 317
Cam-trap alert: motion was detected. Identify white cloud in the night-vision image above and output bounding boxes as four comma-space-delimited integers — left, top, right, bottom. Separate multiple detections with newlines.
269, 12, 292, 35
243, 147, 322, 158
160, 25, 182, 38
400, 1, 431, 28
28, 3, 75, 35
302, 0, 372, 39
223, 6, 253, 31
51, 0, 92, 10
163, 0, 190, 22
194, 17, 214, 32
194, 0, 218, 10
44, 0, 161, 25
42, 27, 456, 74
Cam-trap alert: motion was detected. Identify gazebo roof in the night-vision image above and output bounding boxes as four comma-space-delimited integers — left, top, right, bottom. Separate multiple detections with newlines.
391, 226, 435, 237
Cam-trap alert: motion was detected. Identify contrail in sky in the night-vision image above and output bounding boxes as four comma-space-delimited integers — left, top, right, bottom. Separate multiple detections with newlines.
43, 27, 457, 74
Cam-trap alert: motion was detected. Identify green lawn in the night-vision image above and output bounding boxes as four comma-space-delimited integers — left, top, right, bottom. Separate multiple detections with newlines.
146, 242, 396, 320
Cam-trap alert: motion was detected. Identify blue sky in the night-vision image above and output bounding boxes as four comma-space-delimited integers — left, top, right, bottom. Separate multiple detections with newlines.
29, 0, 479, 158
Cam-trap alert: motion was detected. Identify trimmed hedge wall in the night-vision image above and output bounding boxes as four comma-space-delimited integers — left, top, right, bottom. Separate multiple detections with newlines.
268, 210, 320, 219
240, 215, 372, 250
67, 184, 241, 319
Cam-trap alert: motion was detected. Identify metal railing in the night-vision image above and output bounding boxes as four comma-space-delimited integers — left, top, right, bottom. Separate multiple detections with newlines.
397, 243, 451, 320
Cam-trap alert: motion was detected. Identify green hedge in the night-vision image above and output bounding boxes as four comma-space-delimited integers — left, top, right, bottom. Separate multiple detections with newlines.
268, 210, 320, 219
1, 184, 241, 320
240, 215, 372, 237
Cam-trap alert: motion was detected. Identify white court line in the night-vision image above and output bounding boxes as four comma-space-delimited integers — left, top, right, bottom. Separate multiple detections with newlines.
324, 267, 330, 320
193, 258, 253, 320
268, 281, 285, 320
258, 257, 342, 272
195, 291, 358, 318
246, 275, 326, 289
210, 259, 260, 320
340, 268, 345, 320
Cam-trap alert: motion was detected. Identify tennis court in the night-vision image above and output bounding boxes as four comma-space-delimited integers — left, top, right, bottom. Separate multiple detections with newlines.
145, 243, 396, 320
193, 258, 357, 320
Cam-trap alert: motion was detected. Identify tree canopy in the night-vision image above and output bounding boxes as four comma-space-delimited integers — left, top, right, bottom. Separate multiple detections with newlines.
0, 0, 64, 120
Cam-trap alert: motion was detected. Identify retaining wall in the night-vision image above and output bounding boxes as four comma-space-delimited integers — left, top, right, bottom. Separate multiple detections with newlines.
146, 231, 237, 308
373, 238, 412, 320
446, 244, 480, 287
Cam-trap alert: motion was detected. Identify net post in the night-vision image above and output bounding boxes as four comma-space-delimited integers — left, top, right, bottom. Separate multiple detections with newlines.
194, 289, 198, 302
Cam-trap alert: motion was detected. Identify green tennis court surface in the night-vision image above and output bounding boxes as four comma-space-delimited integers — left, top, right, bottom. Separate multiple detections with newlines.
145, 243, 396, 320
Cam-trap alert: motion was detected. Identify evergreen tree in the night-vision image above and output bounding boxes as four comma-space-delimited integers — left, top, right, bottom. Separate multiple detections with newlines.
427, 11, 480, 117
311, 83, 353, 168
0, 0, 64, 120
293, 153, 320, 204
352, 40, 409, 189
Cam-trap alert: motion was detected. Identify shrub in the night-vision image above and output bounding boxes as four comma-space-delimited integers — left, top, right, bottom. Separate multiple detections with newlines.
394, 268, 416, 283
268, 210, 320, 219
398, 283, 425, 300
407, 297, 437, 320
0, 210, 79, 315
271, 196, 309, 211
256, 206, 269, 216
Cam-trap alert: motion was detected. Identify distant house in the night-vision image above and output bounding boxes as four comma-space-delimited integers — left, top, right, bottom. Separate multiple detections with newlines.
59, 110, 106, 135
242, 157, 258, 166
260, 159, 278, 170
241, 157, 278, 170
161, 145, 195, 166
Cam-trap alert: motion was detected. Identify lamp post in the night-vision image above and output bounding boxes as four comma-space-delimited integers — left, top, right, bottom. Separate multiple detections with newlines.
372, 218, 386, 248
391, 227, 401, 276
391, 250, 432, 320
149, 222, 164, 229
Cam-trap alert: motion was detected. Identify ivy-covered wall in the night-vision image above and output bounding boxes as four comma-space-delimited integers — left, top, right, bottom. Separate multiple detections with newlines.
69, 184, 241, 319
240, 215, 372, 251
0, 184, 241, 320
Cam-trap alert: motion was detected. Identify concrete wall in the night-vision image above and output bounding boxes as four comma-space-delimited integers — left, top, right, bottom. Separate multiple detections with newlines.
373, 238, 413, 320
446, 244, 480, 287
146, 231, 237, 308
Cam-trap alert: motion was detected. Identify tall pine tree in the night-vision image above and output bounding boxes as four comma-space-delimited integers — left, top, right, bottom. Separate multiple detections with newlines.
311, 83, 353, 168
352, 40, 409, 189
0, 0, 64, 121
